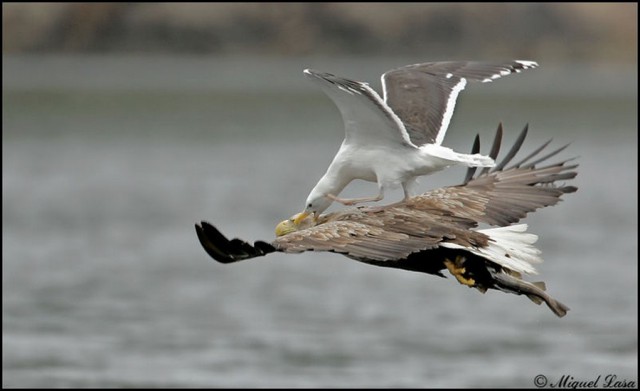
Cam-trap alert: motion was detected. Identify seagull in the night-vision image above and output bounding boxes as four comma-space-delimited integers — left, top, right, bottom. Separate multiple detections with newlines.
195, 124, 577, 317
294, 60, 538, 225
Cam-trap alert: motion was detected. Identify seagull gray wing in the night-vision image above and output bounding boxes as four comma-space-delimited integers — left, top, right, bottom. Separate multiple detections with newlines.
382, 60, 538, 146
304, 69, 416, 148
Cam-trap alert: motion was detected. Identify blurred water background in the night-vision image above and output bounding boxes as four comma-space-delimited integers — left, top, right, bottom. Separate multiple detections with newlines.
3, 3, 638, 388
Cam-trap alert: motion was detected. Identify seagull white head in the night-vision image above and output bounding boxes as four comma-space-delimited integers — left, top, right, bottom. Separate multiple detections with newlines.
293, 188, 332, 225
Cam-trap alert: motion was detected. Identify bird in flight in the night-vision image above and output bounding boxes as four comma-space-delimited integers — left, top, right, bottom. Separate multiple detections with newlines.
295, 60, 538, 225
196, 124, 577, 317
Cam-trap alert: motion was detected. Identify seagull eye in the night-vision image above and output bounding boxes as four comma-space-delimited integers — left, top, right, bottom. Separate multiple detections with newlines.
307, 203, 312, 208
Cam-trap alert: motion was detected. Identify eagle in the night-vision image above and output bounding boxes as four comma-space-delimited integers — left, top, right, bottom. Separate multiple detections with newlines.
195, 124, 577, 317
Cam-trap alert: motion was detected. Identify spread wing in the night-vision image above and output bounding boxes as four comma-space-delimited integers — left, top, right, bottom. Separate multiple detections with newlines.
405, 123, 578, 226
196, 210, 484, 265
304, 69, 416, 148
272, 209, 484, 263
382, 60, 538, 146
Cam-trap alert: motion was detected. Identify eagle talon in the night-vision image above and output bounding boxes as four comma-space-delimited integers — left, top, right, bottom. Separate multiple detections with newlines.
444, 257, 476, 287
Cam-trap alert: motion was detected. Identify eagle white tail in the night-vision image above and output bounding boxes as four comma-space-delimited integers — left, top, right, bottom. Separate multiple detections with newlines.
441, 224, 543, 275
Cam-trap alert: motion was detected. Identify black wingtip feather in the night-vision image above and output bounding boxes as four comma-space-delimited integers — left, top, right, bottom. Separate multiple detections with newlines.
493, 123, 528, 172
465, 123, 577, 186
195, 222, 237, 264
195, 221, 275, 263
490, 122, 503, 160
522, 143, 571, 169
510, 138, 553, 169
464, 134, 481, 184
478, 123, 503, 177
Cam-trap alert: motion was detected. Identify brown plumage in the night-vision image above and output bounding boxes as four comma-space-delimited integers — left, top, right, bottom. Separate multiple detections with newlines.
195, 124, 577, 317
382, 60, 538, 145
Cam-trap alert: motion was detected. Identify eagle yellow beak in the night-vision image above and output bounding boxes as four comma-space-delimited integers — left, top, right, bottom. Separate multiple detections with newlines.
275, 219, 297, 237
293, 211, 311, 225
275, 212, 317, 237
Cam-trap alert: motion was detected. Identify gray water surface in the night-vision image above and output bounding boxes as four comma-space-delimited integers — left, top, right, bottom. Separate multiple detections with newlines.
3, 56, 638, 387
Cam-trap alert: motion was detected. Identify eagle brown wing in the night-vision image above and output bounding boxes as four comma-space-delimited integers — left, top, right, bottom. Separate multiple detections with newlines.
402, 123, 578, 226
273, 208, 487, 263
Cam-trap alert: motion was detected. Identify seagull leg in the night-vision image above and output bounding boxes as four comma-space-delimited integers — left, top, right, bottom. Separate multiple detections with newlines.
402, 179, 418, 200
363, 183, 415, 213
363, 199, 406, 213
326, 190, 383, 206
